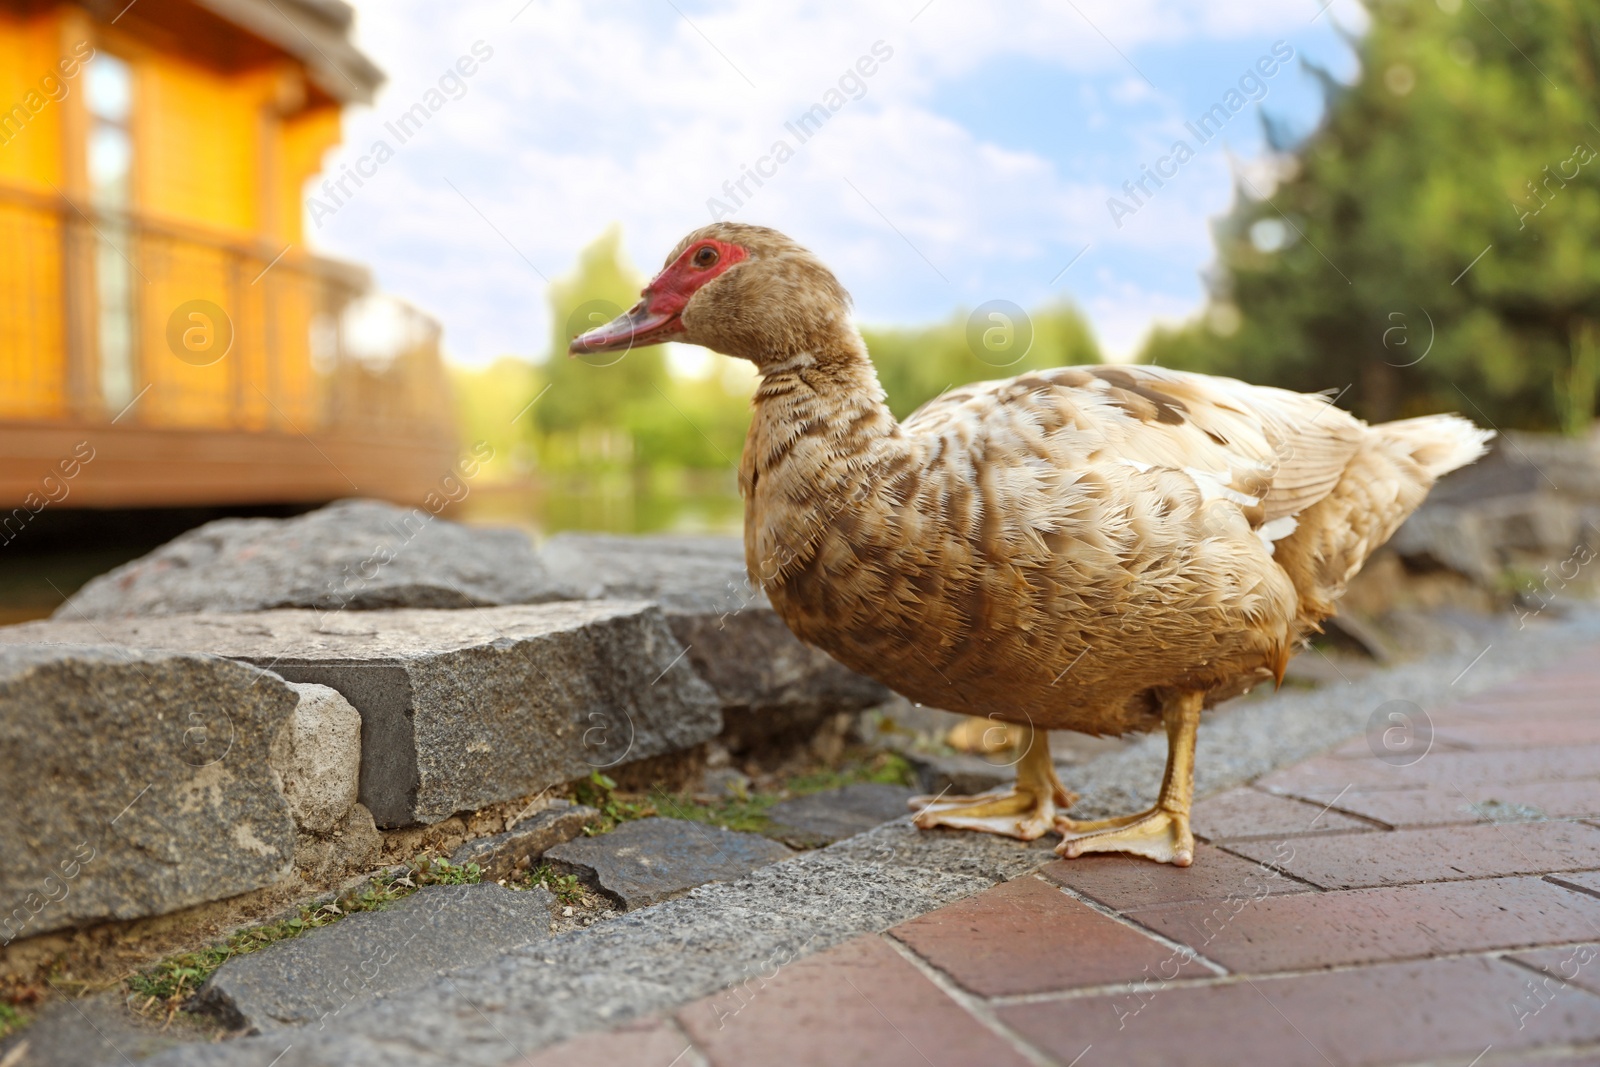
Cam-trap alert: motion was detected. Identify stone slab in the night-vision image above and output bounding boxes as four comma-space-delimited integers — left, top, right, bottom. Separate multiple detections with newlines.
55, 499, 579, 619
542, 817, 794, 910
0, 644, 298, 940
195, 883, 556, 1032
0, 602, 721, 827
765, 783, 918, 847
450, 803, 600, 881
540, 533, 889, 723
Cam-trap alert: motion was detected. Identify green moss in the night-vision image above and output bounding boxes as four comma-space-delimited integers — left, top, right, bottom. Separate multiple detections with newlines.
0, 1001, 28, 1038
124, 857, 481, 1011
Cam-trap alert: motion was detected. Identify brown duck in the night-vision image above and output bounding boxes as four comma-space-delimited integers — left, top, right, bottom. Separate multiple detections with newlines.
571, 223, 1491, 866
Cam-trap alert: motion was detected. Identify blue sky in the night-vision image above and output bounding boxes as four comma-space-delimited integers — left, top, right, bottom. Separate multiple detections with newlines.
326, 0, 1368, 368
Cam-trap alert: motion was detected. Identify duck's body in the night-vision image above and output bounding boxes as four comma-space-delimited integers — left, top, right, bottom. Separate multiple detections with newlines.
743, 355, 1485, 737
573, 222, 1491, 865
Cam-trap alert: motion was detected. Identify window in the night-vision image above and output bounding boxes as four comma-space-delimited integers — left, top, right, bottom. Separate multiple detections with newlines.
86, 54, 136, 413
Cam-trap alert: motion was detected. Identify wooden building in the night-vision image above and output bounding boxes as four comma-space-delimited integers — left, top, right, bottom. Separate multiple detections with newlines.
0, 0, 458, 512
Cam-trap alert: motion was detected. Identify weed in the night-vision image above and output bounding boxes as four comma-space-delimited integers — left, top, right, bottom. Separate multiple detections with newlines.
0, 1001, 27, 1039
574, 771, 656, 830
521, 865, 584, 904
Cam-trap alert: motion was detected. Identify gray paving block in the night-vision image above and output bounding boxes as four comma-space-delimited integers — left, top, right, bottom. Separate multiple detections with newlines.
0, 644, 296, 939
765, 783, 918, 846
0, 603, 721, 827
55, 499, 579, 619
543, 817, 793, 910
451, 804, 600, 881
541, 533, 889, 721
194, 883, 556, 1032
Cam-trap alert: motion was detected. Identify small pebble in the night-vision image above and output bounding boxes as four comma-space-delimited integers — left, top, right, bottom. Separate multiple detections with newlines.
562, 906, 574, 917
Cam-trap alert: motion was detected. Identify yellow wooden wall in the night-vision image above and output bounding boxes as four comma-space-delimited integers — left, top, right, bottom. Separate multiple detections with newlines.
0, 2, 347, 428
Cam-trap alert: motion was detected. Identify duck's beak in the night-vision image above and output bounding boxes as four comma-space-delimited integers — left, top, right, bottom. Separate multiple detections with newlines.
568, 298, 683, 356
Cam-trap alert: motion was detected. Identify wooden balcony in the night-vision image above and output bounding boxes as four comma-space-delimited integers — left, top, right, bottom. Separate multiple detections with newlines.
0, 181, 459, 510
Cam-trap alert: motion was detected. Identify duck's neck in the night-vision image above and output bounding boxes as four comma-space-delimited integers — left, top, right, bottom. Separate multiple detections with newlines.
740, 336, 905, 588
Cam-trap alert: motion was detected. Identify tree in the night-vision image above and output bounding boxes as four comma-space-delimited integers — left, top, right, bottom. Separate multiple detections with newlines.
1144, 0, 1600, 433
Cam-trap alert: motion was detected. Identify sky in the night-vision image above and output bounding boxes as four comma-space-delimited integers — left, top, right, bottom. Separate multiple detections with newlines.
318, 0, 1370, 369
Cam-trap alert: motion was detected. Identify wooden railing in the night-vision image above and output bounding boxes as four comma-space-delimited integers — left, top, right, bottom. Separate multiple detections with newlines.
0, 181, 454, 442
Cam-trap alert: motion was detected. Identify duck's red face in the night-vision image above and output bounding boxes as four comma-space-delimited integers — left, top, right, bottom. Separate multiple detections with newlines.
568, 238, 748, 356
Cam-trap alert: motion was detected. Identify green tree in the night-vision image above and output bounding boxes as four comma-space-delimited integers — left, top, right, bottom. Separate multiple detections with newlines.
1144, 0, 1600, 432
865, 302, 1101, 420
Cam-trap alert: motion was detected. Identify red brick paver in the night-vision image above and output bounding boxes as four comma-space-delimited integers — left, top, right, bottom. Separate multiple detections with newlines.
1127, 875, 1600, 972
1223, 820, 1600, 888
997, 957, 1600, 1067
1189, 786, 1374, 841
526, 647, 1600, 1065
889, 874, 1208, 996
1041, 843, 1314, 909
676, 934, 1033, 1067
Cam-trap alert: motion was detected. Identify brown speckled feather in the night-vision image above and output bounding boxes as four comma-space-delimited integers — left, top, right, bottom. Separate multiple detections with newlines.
661, 224, 1491, 737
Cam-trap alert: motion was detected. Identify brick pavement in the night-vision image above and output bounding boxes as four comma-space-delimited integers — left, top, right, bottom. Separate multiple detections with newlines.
518, 657, 1600, 1066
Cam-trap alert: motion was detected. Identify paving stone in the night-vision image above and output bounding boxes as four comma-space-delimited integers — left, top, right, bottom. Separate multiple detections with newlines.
1313, 779, 1600, 828
996, 957, 1600, 1067
765, 783, 918, 847
195, 883, 555, 1032
1224, 820, 1600, 888
0, 644, 297, 939
55, 499, 578, 618
889, 875, 1205, 996
677, 934, 1034, 1067
899, 748, 1015, 796
543, 817, 794, 910
450, 803, 600, 881
1551, 871, 1600, 898
1129, 876, 1600, 973
0, 992, 206, 1067
1258, 743, 1600, 796
512, 1016, 694, 1067
1041, 844, 1314, 911
1189, 786, 1373, 841
1432, 718, 1600, 748
1511, 944, 1600, 999
1, 603, 721, 827
541, 532, 888, 722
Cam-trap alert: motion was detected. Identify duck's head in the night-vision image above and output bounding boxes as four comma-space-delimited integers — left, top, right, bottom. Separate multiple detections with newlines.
567, 223, 857, 370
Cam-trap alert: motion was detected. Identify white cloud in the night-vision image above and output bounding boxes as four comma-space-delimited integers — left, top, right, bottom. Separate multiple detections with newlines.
313, 0, 1356, 367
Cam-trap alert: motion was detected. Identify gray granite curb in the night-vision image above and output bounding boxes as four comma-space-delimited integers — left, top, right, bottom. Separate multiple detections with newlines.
118, 607, 1600, 1066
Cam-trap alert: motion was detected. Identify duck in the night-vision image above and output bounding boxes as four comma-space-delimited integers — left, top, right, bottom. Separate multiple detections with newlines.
570, 223, 1491, 866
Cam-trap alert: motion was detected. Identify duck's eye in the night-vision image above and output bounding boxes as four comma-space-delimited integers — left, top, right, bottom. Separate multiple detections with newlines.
693, 246, 719, 268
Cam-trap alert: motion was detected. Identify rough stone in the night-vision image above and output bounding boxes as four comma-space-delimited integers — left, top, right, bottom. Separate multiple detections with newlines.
54, 498, 579, 620
543, 817, 794, 910
274, 682, 362, 834
293, 803, 384, 885
194, 883, 556, 1032
0, 644, 297, 940
540, 533, 889, 728
765, 783, 918, 846
0, 603, 722, 828
450, 803, 600, 881
0, 992, 208, 1066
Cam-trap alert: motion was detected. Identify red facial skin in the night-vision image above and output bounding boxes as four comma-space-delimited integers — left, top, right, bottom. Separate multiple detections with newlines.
568, 239, 748, 355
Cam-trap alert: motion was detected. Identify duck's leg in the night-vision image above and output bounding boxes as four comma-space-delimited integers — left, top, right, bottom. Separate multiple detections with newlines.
908, 724, 1076, 841
1055, 690, 1202, 866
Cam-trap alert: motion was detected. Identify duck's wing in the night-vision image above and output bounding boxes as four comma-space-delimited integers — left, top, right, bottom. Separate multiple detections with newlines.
901, 363, 1366, 539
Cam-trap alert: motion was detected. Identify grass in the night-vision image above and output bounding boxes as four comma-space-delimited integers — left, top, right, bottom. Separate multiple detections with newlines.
519, 865, 584, 904
647, 750, 916, 837
124, 857, 481, 1015
0, 1001, 26, 1039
